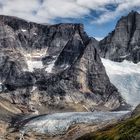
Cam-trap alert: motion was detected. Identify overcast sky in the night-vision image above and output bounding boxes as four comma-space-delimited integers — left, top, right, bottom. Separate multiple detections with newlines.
0, 0, 140, 40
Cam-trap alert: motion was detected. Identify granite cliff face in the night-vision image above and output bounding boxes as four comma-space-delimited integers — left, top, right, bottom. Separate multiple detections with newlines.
99, 11, 140, 63
0, 15, 124, 114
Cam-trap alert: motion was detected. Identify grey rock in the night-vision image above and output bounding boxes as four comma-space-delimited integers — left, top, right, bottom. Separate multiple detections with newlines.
0, 15, 124, 112
99, 11, 140, 63
37, 38, 124, 111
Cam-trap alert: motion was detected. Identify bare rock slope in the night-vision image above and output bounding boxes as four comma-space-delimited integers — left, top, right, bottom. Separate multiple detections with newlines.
0, 15, 124, 114
99, 11, 140, 63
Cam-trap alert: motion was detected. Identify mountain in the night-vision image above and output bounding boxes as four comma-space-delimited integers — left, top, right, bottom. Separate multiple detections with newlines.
0, 15, 124, 115
99, 11, 140, 63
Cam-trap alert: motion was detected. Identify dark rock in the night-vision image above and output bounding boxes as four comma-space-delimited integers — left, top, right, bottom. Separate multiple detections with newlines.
54, 32, 86, 69
0, 15, 124, 111
37, 37, 123, 110
99, 11, 140, 63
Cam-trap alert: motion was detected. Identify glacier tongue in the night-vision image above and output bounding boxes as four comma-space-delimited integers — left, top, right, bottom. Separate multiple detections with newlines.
21, 111, 129, 135
102, 58, 140, 108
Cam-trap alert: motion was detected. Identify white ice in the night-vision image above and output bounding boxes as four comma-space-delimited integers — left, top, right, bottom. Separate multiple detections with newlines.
120, 54, 130, 58
33, 32, 37, 35
102, 58, 140, 107
22, 111, 129, 135
21, 29, 27, 32
26, 60, 44, 72
31, 86, 37, 92
45, 60, 55, 73
24, 51, 47, 72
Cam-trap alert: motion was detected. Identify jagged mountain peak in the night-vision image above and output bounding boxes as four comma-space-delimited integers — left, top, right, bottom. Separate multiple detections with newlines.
127, 10, 139, 16
99, 11, 140, 63
0, 14, 125, 112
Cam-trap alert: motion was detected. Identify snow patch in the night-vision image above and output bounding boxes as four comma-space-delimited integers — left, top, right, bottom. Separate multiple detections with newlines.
33, 32, 37, 35
21, 29, 27, 32
27, 60, 43, 72
94, 37, 103, 41
31, 86, 37, 92
64, 65, 69, 70
45, 60, 55, 73
24, 51, 47, 72
102, 58, 140, 107
133, 45, 139, 50
120, 54, 130, 58
60, 64, 70, 69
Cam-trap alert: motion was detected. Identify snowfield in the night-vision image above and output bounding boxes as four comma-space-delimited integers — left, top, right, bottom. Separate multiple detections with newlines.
26, 60, 44, 72
21, 111, 129, 135
102, 58, 140, 107
45, 60, 55, 73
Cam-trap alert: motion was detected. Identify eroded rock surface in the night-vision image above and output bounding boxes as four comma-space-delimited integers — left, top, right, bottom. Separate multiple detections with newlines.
0, 15, 125, 114
99, 11, 140, 63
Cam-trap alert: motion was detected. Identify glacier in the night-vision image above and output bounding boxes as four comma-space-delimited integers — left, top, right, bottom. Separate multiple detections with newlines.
21, 111, 129, 135
102, 58, 140, 108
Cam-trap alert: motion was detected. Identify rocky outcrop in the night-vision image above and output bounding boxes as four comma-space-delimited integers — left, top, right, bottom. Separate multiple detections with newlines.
0, 15, 125, 112
37, 38, 122, 111
99, 11, 140, 63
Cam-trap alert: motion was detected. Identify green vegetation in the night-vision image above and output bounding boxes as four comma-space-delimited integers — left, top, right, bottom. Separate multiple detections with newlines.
77, 115, 140, 140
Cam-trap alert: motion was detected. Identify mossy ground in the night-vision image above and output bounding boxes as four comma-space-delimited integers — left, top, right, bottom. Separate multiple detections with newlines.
77, 115, 140, 140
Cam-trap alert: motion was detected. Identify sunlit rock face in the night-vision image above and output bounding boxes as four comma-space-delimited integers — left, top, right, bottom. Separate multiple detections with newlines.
99, 11, 140, 63
0, 15, 124, 112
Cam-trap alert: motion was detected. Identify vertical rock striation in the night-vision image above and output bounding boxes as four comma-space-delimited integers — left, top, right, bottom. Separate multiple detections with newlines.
99, 11, 140, 63
0, 15, 124, 112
